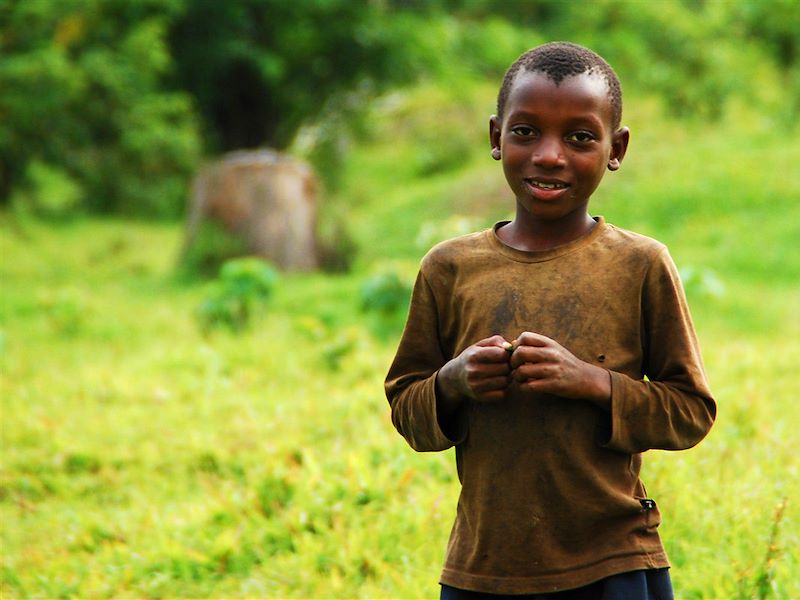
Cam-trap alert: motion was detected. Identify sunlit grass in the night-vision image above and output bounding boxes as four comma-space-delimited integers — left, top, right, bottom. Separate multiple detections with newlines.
2, 89, 799, 598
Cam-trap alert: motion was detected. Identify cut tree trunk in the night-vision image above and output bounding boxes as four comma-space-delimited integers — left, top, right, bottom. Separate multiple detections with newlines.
181, 149, 319, 271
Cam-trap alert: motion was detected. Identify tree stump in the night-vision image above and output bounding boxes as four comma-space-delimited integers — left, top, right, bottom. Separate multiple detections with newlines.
181, 149, 319, 272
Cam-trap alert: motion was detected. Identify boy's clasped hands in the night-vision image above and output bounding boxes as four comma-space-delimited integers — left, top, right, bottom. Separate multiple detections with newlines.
436, 334, 612, 414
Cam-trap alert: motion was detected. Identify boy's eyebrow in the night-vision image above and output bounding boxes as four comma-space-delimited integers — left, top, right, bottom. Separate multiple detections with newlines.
505, 111, 606, 128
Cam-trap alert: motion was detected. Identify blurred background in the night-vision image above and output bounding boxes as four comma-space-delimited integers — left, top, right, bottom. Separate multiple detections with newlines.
1, 0, 798, 598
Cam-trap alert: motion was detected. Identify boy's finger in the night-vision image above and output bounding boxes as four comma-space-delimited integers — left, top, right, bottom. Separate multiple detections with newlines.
475, 335, 512, 348
509, 346, 550, 368
514, 331, 553, 347
475, 346, 513, 363
469, 362, 511, 377
511, 363, 548, 381
473, 375, 511, 391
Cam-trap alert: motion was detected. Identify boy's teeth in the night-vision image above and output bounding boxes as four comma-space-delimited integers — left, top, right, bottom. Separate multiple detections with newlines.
531, 181, 566, 189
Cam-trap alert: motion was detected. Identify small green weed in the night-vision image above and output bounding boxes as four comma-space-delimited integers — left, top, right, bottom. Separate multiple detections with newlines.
746, 497, 789, 600
197, 257, 278, 333
359, 268, 413, 339
178, 220, 249, 278
10, 160, 84, 220
38, 288, 90, 337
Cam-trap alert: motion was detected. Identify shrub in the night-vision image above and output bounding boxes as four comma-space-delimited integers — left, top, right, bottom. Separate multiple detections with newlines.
359, 268, 413, 339
10, 160, 84, 220
196, 257, 278, 333
359, 270, 411, 317
177, 221, 250, 280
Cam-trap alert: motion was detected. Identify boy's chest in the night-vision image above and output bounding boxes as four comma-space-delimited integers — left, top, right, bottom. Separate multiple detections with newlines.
442, 261, 644, 370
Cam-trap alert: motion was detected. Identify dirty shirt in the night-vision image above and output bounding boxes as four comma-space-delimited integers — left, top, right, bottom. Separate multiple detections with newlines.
384, 218, 716, 595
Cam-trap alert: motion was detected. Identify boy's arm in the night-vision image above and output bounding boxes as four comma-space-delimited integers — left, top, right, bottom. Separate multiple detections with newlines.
385, 269, 462, 452
602, 248, 716, 453
385, 269, 512, 451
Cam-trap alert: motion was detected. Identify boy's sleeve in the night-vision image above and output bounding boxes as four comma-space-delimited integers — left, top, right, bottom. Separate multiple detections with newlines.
603, 248, 717, 454
385, 268, 464, 452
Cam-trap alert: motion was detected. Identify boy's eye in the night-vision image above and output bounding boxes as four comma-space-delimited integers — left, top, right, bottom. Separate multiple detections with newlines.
567, 131, 596, 143
510, 125, 537, 137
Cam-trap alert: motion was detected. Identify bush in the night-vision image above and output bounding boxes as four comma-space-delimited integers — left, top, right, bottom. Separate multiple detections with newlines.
10, 160, 83, 220
315, 218, 358, 274
177, 220, 250, 279
359, 268, 413, 339
0, 2, 201, 217
360, 270, 411, 316
196, 257, 279, 333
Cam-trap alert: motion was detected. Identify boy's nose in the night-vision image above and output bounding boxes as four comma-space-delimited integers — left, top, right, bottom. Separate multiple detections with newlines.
532, 139, 565, 169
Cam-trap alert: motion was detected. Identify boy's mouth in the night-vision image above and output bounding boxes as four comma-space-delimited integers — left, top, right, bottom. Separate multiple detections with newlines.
526, 178, 569, 190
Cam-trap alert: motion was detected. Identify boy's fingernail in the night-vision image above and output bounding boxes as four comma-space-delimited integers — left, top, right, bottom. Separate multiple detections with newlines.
502, 342, 513, 352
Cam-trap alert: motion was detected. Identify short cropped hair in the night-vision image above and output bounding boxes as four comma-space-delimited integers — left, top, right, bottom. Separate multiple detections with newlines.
496, 42, 623, 130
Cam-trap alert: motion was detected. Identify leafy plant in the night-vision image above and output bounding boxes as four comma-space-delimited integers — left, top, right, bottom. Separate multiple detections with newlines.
196, 257, 278, 333
10, 160, 83, 219
359, 270, 412, 317
178, 220, 250, 280
359, 268, 413, 339
679, 265, 727, 300
751, 498, 789, 600
38, 288, 90, 337
0, 1, 201, 217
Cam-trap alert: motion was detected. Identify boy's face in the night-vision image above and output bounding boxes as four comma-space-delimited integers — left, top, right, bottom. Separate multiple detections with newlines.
489, 71, 629, 226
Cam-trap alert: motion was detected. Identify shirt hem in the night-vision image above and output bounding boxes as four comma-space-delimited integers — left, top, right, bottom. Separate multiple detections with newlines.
439, 551, 670, 595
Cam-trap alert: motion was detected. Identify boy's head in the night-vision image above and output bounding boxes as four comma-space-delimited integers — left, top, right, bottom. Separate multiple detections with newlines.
489, 42, 630, 227
496, 42, 622, 130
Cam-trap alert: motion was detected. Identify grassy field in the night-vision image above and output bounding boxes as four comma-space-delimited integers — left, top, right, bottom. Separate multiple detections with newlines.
2, 85, 799, 598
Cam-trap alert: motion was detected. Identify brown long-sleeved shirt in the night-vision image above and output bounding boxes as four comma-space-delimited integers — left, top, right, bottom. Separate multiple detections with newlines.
385, 218, 716, 594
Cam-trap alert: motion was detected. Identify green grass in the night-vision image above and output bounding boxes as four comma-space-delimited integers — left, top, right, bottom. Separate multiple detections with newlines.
2, 87, 799, 598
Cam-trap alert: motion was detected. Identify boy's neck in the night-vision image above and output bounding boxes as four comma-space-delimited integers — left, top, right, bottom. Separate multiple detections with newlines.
497, 212, 597, 252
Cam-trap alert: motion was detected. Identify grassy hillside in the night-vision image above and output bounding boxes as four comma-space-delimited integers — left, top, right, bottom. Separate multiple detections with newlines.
1, 82, 799, 598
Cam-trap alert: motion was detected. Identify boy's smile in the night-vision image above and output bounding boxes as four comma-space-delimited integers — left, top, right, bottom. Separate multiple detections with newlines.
490, 71, 629, 248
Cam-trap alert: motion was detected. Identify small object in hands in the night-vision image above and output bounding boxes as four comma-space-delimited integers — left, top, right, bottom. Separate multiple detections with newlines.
502, 341, 514, 353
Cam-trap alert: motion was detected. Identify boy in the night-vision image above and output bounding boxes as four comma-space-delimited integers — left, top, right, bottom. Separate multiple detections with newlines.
385, 42, 716, 599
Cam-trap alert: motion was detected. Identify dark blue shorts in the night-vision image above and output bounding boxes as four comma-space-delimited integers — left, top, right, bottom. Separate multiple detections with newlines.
440, 568, 673, 600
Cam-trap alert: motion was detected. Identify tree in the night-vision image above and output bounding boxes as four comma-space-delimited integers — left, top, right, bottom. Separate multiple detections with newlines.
168, 0, 440, 154
0, 0, 201, 217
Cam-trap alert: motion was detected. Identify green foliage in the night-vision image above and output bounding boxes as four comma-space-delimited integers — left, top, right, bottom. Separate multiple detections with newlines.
2, 0, 799, 219
294, 316, 363, 372
10, 160, 83, 220
177, 220, 249, 280
196, 257, 279, 333
359, 267, 414, 339
679, 266, 726, 301
63, 452, 102, 475
733, 0, 800, 118
2, 101, 800, 596
360, 270, 412, 316
37, 288, 90, 337
2, 6, 800, 598
0, 0, 200, 217
314, 215, 359, 274
168, 0, 443, 152
256, 475, 294, 518
748, 498, 789, 600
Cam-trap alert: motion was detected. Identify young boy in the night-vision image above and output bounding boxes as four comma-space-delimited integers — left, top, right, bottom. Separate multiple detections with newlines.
385, 42, 716, 599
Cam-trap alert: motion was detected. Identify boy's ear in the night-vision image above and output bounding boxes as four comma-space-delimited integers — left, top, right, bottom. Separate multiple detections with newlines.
489, 115, 502, 160
607, 126, 630, 171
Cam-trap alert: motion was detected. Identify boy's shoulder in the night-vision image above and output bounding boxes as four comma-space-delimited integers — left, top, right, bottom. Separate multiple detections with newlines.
420, 228, 493, 271
601, 221, 668, 257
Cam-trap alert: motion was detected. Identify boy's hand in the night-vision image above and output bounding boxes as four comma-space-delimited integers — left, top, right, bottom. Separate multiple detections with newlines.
509, 332, 611, 408
437, 335, 512, 406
